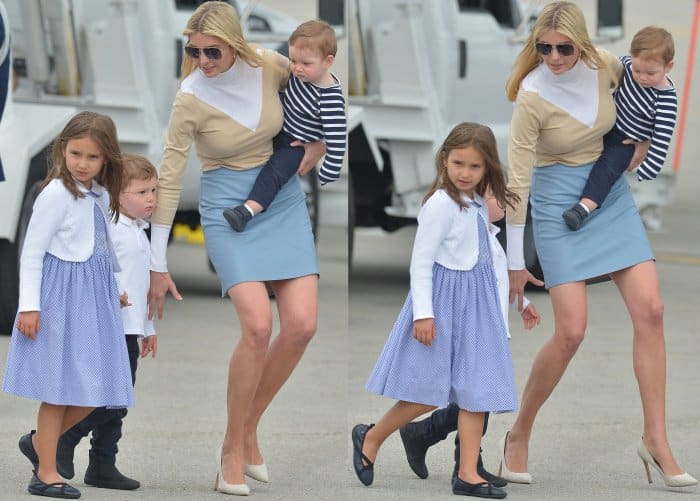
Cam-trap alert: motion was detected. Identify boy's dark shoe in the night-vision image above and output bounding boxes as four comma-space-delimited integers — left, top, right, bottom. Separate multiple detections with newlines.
223, 205, 252, 232
562, 204, 589, 230
56, 437, 76, 480
399, 421, 432, 479
84, 456, 140, 490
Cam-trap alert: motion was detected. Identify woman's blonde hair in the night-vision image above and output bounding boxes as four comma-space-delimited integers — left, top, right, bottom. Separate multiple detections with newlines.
180, 1, 263, 80
44, 111, 123, 221
506, 1, 613, 101
423, 122, 519, 211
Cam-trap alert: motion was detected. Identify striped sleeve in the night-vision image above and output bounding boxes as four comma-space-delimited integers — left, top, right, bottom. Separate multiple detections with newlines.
317, 86, 347, 184
281, 75, 347, 185
636, 88, 677, 181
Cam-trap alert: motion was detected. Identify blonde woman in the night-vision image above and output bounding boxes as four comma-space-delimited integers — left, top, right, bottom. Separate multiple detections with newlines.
147, 2, 325, 495
503, 1, 696, 490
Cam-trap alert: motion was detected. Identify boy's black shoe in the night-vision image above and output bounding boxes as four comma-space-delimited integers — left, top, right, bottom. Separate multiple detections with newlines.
55, 438, 76, 480
562, 204, 589, 231
84, 456, 140, 490
223, 205, 252, 232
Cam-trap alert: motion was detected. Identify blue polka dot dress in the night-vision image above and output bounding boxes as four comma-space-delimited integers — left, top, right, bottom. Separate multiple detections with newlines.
3, 203, 134, 408
366, 217, 518, 413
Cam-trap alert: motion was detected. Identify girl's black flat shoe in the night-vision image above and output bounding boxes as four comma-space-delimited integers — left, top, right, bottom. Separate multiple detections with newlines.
351, 423, 375, 486
453, 477, 507, 499
28, 474, 81, 499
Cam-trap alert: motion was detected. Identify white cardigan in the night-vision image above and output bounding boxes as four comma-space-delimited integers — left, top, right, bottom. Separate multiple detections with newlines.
19, 179, 118, 311
410, 189, 528, 337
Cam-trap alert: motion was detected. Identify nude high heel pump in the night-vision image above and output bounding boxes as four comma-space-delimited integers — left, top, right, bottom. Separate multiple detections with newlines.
637, 439, 698, 488
244, 463, 269, 483
497, 431, 532, 484
215, 446, 251, 496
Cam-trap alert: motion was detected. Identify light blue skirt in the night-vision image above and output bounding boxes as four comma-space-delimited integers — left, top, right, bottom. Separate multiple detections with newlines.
531, 163, 654, 288
199, 167, 318, 296
366, 220, 517, 413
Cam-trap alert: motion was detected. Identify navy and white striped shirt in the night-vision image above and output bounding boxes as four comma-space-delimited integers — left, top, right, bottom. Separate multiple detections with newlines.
282, 73, 346, 185
614, 56, 677, 181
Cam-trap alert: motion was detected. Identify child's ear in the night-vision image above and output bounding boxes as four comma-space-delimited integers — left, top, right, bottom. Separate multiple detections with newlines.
665, 60, 674, 73
324, 54, 335, 67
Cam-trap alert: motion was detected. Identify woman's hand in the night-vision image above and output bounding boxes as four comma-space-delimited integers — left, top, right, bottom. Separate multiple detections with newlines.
509, 269, 544, 311
291, 140, 327, 175
148, 271, 182, 320
16, 311, 40, 340
623, 139, 650, 171
413, 318, 436, 347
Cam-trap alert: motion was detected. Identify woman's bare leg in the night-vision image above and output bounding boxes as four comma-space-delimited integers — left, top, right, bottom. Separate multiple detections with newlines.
506, 281, 588, 473
611, 261, 683, 475
223, 281, 274, 484
243, 275, 318, 465
457, 410, 487, 484
362, 401, 437, 464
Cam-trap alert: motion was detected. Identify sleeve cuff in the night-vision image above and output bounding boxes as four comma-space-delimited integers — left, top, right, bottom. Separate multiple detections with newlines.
506, 223, 525, 270
150, 224, 171, 272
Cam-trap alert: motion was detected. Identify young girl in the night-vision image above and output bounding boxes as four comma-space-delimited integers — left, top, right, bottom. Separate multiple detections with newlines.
352, 122, 522, 499
3, 111, 134, 499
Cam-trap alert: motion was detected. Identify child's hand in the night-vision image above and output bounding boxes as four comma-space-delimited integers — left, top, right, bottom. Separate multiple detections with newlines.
16, 311, 40, 340
140, 335, 158, 358
120, 292, 131, 308
521, 303, 541, 330
413, 318, 436, 347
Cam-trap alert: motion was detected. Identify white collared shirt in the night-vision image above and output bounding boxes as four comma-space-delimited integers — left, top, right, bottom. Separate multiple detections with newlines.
111, 214, 155, 337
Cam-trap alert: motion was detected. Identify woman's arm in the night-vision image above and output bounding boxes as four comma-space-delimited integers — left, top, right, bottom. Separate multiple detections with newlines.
291, 139, 328, 175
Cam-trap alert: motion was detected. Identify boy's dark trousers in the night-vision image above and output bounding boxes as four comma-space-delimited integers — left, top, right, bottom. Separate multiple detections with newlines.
247, 130, 305, 210
58, 335, 140, 489
580, 128, 635, 207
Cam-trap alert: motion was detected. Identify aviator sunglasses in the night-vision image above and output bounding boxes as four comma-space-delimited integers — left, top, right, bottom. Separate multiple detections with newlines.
535, 42, 575, 56
184, 45, 223, 60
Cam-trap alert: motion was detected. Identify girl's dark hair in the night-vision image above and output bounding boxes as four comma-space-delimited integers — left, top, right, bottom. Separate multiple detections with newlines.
423, 122, 520, 211
43, 111, 123, 221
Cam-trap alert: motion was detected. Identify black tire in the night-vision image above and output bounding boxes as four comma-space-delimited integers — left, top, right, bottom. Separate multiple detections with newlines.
348, 170, 355, 272
0, 239, 19, 334
0, 181, 41, 334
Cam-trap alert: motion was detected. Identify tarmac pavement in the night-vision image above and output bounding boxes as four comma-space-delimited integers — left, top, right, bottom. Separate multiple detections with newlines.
0, 224, 349, 501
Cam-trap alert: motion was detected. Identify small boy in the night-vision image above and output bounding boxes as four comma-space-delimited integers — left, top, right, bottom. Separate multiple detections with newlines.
562, 26, 677, 230
55, 154, 158, 490
223, 19, 347, 231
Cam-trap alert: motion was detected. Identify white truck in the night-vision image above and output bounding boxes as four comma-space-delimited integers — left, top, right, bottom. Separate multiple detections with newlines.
348, 0, 675, 270
0, 0, 312, 334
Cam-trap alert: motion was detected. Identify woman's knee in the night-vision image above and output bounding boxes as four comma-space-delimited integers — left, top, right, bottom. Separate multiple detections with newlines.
635, 297, 665, 330
282, 317, 317, 346
555, 327, 586, 354
241, 322, 273, 349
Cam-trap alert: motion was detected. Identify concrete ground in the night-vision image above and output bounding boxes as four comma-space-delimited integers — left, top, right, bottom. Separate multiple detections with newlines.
0, 224, 349, 501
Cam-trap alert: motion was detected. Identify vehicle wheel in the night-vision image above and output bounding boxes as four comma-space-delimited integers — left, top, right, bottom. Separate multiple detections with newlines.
0, 239, 19, 334
348, 170, 355, 272
299, 168, 319, 240
0, 181, 41, 334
